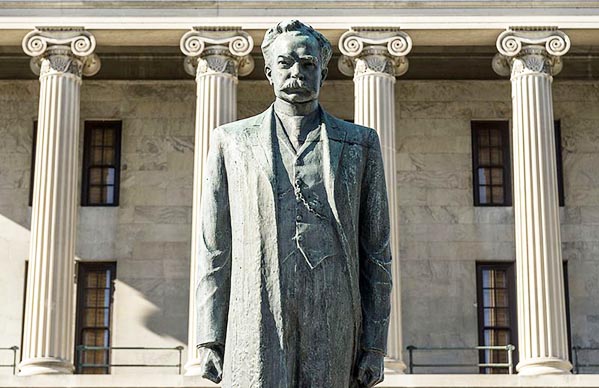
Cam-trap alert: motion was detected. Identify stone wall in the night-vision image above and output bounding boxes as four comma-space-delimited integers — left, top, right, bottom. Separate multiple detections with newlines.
0, 81, 38, 375
396, 81, 512, 372
0, 79, 598, 374
554, 82, 599, 371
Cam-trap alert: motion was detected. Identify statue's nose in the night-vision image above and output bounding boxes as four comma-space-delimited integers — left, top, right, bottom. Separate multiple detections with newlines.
289, 62, 304, 79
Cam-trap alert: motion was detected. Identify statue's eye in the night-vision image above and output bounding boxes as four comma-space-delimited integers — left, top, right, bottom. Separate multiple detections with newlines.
277, 59, 292, 68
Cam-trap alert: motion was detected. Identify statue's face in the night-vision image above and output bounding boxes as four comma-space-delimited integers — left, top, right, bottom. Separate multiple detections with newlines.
265, 32, 327, 104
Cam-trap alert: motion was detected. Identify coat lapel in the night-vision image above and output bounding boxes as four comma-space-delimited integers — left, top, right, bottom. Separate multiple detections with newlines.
245, 105, 276, 193
321, 109, 347, 227
244, 106, 347, 227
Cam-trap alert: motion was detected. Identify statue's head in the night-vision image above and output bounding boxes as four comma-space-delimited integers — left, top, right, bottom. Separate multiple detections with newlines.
262, 20, 332, 105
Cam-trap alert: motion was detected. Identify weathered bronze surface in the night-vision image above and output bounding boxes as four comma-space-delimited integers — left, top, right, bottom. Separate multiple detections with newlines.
196, 19, 392, 387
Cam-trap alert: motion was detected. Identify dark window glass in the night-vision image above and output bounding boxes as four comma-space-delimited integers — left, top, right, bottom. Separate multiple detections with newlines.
75, 262, 116, 374
82, 121, 122, 206
563, 261, 572, 361
555, 120, 565, 207
20, 261, 28, 362
472, 121, 512, 206
476, 263, 517, 374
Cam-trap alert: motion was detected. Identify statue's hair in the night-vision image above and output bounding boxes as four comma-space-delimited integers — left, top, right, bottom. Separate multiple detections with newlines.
261, 19, 332, 70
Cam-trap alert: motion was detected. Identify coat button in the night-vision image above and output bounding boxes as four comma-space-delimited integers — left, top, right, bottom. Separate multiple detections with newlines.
296, 215, 302, 221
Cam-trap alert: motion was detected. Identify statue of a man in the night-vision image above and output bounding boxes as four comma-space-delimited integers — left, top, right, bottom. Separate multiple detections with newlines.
196, 19, 392, 387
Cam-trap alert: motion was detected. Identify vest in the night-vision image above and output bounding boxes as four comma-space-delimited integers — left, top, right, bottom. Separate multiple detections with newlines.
274, 111, 342, 269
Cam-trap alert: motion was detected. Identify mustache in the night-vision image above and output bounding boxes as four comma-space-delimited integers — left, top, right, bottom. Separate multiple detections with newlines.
282, 79, 306, 89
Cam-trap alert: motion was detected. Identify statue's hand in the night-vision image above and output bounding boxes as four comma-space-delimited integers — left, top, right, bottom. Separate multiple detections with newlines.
198, 346, 224, 383
356, 350, 384, 387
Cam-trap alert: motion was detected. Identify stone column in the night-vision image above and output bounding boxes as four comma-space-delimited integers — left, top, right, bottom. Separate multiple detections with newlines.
339, 28, 412, 372
19, 28, 100, 376
493, 27, 572, 376
180, 27, 254, 376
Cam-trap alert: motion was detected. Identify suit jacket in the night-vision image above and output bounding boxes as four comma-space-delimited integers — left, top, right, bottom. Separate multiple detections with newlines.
196, 104, 393, 386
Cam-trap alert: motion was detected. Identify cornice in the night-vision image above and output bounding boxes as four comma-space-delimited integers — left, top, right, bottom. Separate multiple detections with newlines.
2, 1, 599, 10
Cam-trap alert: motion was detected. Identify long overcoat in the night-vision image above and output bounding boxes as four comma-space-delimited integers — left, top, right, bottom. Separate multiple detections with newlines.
196, 105, 393, 387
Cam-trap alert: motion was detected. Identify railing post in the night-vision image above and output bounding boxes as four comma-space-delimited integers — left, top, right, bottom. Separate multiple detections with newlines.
10, 346, 18, 375
75, 345, 82, 374
176, 346, 184, 375
507, 344, 514, 375
572, 346, 579, 374
407, 345, 415, 374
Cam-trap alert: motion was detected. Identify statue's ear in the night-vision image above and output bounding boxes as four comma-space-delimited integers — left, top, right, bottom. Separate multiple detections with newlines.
320, 68, 328, 85
265, 66, 273, 85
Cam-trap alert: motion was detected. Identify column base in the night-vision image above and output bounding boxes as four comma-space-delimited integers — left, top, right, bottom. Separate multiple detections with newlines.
18, 357, 74, 376
384, 358, 407, 374
184, 358, 205, 377
516, 357, 572, 376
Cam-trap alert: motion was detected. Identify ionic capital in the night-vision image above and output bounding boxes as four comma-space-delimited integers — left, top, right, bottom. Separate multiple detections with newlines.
492, 27, 570, 78
22, 27, 101, 78
338, 28, 412, 78
180, 27, 255, 78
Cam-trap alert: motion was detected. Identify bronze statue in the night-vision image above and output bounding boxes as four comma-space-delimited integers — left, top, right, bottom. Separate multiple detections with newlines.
196, 19, 392, 387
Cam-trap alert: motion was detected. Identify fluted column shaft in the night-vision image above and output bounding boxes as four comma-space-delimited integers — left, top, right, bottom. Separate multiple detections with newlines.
355, 70, 401, 359
339, 28, 411, 371
494, 27, 572, 376
19, 28, 100, 376
180, 28, 254, 376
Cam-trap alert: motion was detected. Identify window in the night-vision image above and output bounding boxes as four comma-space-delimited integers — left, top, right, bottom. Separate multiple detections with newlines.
472, 121, 512, 206
75, 262, 117, 374
476, 262, 517, 374
82, 121, 122, 206
472, 120, 564, 207
29, 122, 37, 206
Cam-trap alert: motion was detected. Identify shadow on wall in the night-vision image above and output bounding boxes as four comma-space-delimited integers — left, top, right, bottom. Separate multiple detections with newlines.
0, 215, 30, 359
0, 211, 190, 363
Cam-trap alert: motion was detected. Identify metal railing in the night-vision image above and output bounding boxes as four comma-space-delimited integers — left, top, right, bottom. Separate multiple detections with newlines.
75, 345, 184, 374
0, 346, 19, 375
572, 346, 599, 374
406, 345, 516, 374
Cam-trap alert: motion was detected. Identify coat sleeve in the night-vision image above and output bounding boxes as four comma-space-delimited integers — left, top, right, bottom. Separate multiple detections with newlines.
196, 128, 232, 350
358, 128, 393, 354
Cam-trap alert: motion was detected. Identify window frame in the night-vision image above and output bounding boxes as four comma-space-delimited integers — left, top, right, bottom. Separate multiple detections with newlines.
74, 261, 117, 375
471, 121, 513, 207
81, 120, 122, 207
